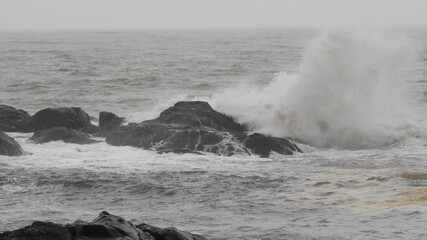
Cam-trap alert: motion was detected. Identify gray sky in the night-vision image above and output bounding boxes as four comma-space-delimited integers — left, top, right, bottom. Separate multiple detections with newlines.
1, 0, 426, 30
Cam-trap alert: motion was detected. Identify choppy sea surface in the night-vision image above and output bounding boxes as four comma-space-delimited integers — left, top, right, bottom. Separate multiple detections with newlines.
1, 28, 427, 240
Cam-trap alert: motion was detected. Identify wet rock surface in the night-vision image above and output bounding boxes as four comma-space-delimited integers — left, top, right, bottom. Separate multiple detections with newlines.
0, 102, 302, 157
156, 101, 246, 133
31, 107, 92, 131
107, 101, 301, 157
0, 105, 34, 132
0, 130, 25, 156
29, 127, 96, 145
0, 211, 207, 240
242, 133, 302, 158
99, 111, 125, 137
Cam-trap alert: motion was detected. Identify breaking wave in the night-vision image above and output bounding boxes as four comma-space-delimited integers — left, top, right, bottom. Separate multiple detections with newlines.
212, 28, 421, 149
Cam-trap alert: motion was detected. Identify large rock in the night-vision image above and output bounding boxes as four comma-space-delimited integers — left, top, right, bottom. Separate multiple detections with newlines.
0, 130, 24, 156
137, 223, 207, 240
106, 101, 299, 157
0, 222, 71, 240
67, 211, 143, 240
99, 111, 125, 136
157, 101, 246, 133
29, 127, 96, 145
0, 105, 34, 132
106, 101, 251, 156
32, 107, 91, 131
0, 211, 207, 240
243, 133, 302, 158
107, 121, 248, 156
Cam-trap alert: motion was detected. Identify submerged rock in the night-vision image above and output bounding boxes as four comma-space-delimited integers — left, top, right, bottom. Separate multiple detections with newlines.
32, 107, 91, 131
0, 105, 34, 132
107, 101, 300, 157
0, 130, 25, 156
0, 211, 207, 240
29, 127, 96, 145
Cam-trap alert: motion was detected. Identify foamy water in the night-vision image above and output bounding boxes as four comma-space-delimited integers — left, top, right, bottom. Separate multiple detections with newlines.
213, 29, 421, 149
1, 28, 427, 239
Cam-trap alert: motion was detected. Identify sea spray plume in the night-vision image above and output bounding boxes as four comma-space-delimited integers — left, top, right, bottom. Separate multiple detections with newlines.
213, 29, 415, 149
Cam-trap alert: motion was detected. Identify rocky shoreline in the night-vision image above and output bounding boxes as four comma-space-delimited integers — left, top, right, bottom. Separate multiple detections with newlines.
0, 211, 207, 240
0, 101, 301, 158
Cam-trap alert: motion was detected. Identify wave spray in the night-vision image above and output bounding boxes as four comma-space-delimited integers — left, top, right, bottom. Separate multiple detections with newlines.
213, 29, 416, 149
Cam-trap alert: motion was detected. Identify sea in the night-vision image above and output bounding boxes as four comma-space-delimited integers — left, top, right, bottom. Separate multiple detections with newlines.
1, 28, 427, 240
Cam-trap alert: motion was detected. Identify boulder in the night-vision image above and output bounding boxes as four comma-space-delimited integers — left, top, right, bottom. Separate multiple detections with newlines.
157, 101, 246, 133
106, 101, 248, 156
29, 127, 96, 145
67, 211, 142, 240
0, 105, 34, 132
0, 130, 24, 156
243, 133, 302, 158
107, 101, 300, 157
0, 211, 207, 240
107, 122, 172, 149
107, 121, 248, 156
137, 223, 207, 240
32, 107, 91, 131
0, 221, 71, 240
99, 111, 125, 136
90, 211, 141, 240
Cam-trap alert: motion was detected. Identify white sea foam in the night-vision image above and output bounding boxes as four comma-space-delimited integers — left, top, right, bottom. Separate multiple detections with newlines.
212, 28, 421, 149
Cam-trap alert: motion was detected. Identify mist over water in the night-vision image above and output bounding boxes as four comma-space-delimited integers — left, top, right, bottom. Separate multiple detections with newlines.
213, 29, 420, 149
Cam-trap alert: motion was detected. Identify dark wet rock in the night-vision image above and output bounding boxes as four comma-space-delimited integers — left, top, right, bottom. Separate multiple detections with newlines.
107, 122, 172, 149
99, 111, 125, 136
156, 128, 225, 153
106, 101, 248, 156
107, 101, 300, 157
0, 105, 34, 132
157, 101, 246, 133
32, 107, 91, 131
0, 221, 71, 240
137, 223, 207, 240
90, 211, 141, 240
107, 121, 247, 156
0, 130, 24, 156
242, 133, 302, 158
0, 211, 207, 240
29, 127, 96, 144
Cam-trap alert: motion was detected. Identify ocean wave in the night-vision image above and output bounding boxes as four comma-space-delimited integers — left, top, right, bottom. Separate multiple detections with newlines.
212, 28, 422, 150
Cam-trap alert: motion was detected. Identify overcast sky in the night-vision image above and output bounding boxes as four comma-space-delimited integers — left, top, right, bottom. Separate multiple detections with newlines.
1, 0, 426, 30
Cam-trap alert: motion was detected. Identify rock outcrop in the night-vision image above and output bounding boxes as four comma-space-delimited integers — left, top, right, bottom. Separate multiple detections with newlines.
0, 130, 24, 156
31, 107, 92, 131
29, 127, 96, 145
0, 105, 34, 132
107, 101, 301, 157
242, 133, 302, 158
0, 211, 207, 240
0, 102, 302, 157
99, 111, 125, 137
156, 101, 246, 133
